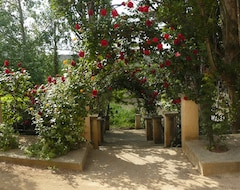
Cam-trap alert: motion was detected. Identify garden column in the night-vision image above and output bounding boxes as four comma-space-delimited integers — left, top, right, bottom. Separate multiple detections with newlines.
152, 115, 164, 144
164, 112, 178, 147
181, 96, 199, 147
84, 115, 91, 142
135, 114, 141, 129
144, 116, 153, 141
90, 115, 99, 149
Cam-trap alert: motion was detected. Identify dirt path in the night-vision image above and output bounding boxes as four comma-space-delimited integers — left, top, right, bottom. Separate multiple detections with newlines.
0, 129, 239, 190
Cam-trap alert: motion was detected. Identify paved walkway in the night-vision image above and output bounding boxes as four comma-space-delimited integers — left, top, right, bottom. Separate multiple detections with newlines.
0, 129, 239, 190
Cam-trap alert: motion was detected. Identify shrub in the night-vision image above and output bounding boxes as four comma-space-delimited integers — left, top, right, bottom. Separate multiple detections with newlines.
27, 65, 91, 159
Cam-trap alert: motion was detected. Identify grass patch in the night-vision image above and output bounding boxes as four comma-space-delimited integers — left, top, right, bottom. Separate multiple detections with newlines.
109, 103, 136, 129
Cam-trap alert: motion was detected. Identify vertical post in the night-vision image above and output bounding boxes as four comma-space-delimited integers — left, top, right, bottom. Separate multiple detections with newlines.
152, 115, 163, 144
135, 114, 141, 129
144, 117, 153, 141
164, 112, 178, 147
181, 96, 199, 147
84, 115, 91, 142
90, 115, 99, 149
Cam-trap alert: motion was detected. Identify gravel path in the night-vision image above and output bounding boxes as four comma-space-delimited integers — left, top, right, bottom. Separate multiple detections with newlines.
0, 129, 239, 190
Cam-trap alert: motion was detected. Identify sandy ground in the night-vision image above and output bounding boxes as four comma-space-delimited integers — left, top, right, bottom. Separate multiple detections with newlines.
0, 129, 240, 190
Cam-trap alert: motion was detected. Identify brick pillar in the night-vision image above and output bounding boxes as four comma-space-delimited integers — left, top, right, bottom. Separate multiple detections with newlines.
181, 96, 199, 147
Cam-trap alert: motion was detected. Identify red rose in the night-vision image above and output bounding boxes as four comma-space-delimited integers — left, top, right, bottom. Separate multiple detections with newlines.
145, 19, 153, 26
92, 89, 98, 97
101, 39, 108, 47
71, 60, 76, 66
61, 76, 65, 82
97, 62, 104, 69
47, 76, 52, 83
164, 82, 169, 88
17, 62, 22, 67
143, 49, 150, 55
114, 23, 119, 29
4, 60, 9, 67
78, 51, 85, 57
75, 24, 81, 30
164, 33, 170, 40
157, 43, 163, 50
152, 37, 158, 43
165, 60, 171, 66
127, 1, 134, 8
112, 9, 119, 17
88, 9, 94, 16
153, 91, 158, 97
100, 8, 107, 16
184, 96, 188, 100
160, 63, 165, 68
5, 68, 10, 74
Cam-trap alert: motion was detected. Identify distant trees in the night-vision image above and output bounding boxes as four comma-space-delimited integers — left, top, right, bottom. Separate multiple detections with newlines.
0, 0, 72, 83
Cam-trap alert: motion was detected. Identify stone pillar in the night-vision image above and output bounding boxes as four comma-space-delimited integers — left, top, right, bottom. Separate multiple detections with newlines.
181, 97, 199, 147
164, 112, 178, 147
135, 114, 141, 129
152, 115, 164, 144
84, 115, 91, 142
144, 117, 153, 141
90, 115, 99, 149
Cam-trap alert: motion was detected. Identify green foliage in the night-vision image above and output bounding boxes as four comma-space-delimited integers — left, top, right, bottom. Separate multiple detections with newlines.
109, 102, 136, 129
0, 63, 32, 150
0, 123, 18, 151
27, 64, 91, 159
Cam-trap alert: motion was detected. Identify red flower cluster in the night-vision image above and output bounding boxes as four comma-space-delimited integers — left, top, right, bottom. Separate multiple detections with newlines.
4, 60, 9, 67
138, 5, 149, 13
101, 39, 108, 47
172, 98, 181, 104
92, 89, 98, 97
78, 51, 85, 57
112, 9, 119, 17
127, 1, 134, 8
100, 8, 107, 16
174, 33, 185, 45
75, 24, 81, 30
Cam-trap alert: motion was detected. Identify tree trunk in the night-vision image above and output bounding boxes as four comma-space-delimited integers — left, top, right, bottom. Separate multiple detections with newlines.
53, 21, 59, 75
221, 0, 240, 133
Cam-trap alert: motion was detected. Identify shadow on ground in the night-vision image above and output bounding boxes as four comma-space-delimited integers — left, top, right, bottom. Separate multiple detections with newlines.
58, 129, 240, 190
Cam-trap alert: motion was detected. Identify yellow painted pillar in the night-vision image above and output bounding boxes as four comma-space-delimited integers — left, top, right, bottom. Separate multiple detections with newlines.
181, 96, 199, 147
135, 114, 141, 129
